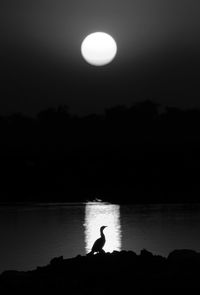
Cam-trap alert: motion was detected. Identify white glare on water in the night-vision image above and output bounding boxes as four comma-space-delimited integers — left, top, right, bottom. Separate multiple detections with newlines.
84, 202, 121, 253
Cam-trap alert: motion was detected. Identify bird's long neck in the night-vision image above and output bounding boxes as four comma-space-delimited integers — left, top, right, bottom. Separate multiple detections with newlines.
100, 229, 105, 239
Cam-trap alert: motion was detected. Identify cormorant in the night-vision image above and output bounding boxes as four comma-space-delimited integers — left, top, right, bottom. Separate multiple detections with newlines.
90, 226, 107, 254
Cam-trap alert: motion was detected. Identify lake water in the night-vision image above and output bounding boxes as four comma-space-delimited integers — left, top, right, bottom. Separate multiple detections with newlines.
0, 202, 200, 274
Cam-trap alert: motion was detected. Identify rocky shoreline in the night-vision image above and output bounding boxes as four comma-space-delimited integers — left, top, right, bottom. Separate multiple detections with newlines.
1, 249, 200, 294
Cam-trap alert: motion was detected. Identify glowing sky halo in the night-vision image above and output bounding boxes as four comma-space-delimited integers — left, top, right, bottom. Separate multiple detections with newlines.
81, 32, 117, 66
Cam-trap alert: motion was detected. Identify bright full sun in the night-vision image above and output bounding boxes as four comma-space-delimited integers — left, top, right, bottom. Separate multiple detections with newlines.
81, 32, 117, 66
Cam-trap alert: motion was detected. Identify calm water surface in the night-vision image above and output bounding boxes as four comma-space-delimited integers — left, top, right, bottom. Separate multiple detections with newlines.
0, 202, 200, 273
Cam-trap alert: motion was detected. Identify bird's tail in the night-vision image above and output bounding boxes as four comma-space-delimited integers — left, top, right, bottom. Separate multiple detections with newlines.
87, 250, 94, 256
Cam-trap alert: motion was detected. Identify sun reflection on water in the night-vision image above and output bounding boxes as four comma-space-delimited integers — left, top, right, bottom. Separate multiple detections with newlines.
84, 202, 121, 253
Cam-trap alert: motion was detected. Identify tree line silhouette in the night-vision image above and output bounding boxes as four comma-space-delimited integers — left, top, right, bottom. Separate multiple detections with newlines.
0, 100, 200, 203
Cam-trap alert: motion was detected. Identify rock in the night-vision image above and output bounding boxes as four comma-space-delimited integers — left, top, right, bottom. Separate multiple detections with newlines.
1, 250, 200, 294
50, 256, 64, 266
140, 248, 153, 258
168, 249, 197, 261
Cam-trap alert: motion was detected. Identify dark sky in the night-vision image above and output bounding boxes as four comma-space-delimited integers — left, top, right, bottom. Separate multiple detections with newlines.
1, 0, 200, 116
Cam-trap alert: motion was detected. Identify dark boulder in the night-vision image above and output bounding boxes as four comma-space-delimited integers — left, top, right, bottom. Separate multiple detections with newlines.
0, 250, 200, 295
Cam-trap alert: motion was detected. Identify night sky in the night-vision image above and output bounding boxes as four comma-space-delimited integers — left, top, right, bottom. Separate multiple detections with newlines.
1, 0, 200, 116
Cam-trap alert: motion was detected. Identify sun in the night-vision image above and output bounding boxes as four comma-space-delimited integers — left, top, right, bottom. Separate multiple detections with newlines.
81, 32, 117, 66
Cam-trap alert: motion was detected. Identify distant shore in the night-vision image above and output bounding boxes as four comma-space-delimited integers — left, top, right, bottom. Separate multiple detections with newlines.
1, 198, 200, 205
1, 249, 200, 294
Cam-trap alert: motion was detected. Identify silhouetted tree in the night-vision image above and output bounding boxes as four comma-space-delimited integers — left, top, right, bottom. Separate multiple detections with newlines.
0, 100, 199, 202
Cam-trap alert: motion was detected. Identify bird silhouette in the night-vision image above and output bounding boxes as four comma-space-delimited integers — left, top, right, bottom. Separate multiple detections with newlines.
89, 226, 107, 254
